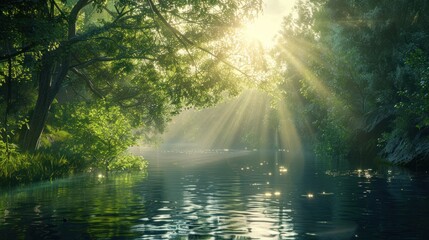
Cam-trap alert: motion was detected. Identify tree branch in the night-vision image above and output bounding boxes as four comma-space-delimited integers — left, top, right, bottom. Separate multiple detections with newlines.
68, 0, 92, 39
146, 0, 250, 78
50, 0, 68, 21
0, 44, 36, 62
70, 54, 155, 69
71, 67, 104, 98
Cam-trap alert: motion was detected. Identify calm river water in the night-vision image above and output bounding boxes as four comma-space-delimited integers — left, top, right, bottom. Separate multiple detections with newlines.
1, 150, 429, 239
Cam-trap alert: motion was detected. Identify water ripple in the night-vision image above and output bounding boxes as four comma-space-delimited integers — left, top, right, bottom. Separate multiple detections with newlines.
1, 152, 429, 239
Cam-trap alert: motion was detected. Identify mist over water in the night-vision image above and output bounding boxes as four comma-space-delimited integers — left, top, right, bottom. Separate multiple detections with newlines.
155, 89, 303, 154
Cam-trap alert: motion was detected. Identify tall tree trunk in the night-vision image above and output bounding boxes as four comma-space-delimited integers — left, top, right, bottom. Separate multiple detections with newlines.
21, 53, 70, 151
20, 0, 90, 151
21, 59, 53, 151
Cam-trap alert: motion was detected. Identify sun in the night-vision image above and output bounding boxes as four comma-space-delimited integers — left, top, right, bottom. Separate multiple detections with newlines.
240, 0, 297, 48
242, 18, 276, 48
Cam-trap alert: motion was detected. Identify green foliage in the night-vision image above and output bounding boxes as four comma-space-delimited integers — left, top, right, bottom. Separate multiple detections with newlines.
0, 151, 69, 184
379, 48, 429, 165
315, 116, 350, 161
0, 138, 23, 179
273, 0, 429, 166
54, 100, 138, 171
1, 125, 70, 184
108, 154, 147, 172
400, 49, 429, 129
0, 108, 148, 184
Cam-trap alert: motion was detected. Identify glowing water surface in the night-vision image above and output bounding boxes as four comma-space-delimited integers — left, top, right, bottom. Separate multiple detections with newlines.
1, 150, 429, 239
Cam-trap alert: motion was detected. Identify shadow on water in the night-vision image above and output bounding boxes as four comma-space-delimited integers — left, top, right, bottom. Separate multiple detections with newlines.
1, 149, 429, 239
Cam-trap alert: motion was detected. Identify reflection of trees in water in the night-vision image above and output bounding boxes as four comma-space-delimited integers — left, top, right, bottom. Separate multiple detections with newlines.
2, 152, 428, 239
0, 172, 148, 239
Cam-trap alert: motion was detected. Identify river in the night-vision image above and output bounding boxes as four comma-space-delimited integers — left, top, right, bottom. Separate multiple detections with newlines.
1, 149, 428, 239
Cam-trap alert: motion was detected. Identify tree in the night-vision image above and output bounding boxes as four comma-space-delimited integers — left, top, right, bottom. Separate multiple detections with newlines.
0, 0, 262, 151
54, 100, 144, 171
273, 0, 429, 165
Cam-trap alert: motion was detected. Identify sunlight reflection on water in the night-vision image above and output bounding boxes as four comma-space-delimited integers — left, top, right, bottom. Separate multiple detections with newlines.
0, 150, 429, 239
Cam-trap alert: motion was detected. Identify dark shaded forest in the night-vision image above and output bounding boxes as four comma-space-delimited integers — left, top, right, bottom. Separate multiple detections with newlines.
273, 0, 429, 168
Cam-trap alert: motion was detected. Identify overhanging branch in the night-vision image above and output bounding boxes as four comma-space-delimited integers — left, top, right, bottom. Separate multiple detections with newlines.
147, 0, 251, 78
0, 44, 36, 62
71, 67, 104, 99
70, 54, 156, 68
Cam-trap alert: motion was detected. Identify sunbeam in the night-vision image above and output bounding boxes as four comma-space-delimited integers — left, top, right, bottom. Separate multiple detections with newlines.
276, 44, 332, 100
157, 89, 304, 156
275, 95, 304, 156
